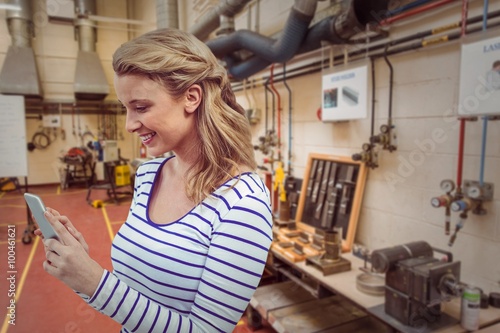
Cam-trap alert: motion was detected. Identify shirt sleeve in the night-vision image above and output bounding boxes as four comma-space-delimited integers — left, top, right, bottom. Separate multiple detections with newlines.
79, 190, 273, 333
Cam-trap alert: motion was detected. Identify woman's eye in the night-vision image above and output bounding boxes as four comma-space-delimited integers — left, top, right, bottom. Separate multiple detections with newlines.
135, 106, 148, 112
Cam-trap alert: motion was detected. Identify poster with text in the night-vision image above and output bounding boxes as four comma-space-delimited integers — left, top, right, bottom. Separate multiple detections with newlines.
321, 61, 369, 122
458, 31, 500, 116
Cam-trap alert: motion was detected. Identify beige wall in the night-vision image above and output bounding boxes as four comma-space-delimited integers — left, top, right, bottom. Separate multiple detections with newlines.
1, 0, 500, 293
229, 0, 500, 294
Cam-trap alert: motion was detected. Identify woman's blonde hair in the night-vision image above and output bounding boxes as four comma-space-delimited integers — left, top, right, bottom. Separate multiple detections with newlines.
112, 28, 256, 204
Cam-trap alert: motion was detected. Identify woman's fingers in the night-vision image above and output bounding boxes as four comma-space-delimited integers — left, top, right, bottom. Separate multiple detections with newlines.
42, 209, 89, 254
67, 226, 89, 253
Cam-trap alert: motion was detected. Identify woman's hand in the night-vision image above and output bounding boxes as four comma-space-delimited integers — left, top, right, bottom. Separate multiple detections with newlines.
34, 207, 89, 254
41, 210, 103, 297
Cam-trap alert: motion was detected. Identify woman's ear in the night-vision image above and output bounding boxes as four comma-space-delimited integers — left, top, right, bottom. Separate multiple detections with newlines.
185, 84, 202, 113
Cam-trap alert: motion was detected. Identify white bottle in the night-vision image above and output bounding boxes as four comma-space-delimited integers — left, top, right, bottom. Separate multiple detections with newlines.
461, 285, 481, 331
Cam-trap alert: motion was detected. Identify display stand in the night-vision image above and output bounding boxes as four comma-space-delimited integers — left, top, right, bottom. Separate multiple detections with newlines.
273, 153, 368, 269
295, 153, 368, 253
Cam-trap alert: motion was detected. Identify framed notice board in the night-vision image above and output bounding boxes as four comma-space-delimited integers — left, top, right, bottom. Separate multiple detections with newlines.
0, 95, 28, 178
295, 153, 367, 252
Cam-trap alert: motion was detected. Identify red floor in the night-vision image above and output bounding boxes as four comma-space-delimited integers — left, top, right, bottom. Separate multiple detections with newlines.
0, 185, 275, 333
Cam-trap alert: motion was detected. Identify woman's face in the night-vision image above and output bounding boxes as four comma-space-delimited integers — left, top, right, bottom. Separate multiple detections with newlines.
114, 74, 201, 157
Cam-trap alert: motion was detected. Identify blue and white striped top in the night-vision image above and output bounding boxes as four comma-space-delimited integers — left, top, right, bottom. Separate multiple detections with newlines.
83, 157, 273, 332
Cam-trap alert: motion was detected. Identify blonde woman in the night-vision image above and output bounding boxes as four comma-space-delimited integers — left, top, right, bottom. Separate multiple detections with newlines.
38, 28, 273, 332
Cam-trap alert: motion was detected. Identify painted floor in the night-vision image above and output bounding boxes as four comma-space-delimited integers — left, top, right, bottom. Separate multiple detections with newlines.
0, 184, 275, 333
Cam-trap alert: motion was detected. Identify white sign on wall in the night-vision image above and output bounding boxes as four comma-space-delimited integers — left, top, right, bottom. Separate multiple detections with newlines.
458, 29, 500, 116
321, 60, 369, 122
0, 95, 28, 178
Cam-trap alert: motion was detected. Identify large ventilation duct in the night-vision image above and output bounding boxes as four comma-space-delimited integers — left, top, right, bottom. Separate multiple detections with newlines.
188, 0, 253, 41
73, 0, 109, 100
156, 0, 179, 29
206, 0, 319, 64
0, 0, 43, 99
206, 0, 390, 80
299, 0, 390, 53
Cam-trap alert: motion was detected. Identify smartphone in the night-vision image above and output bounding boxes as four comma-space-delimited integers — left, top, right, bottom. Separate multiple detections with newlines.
24, 193, 60, 240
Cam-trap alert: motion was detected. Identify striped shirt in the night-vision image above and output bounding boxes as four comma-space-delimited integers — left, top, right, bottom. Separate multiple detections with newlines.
81, 157, 273, 332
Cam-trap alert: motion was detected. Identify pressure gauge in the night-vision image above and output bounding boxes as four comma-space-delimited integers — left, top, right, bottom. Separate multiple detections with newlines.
440, 179, 455, 193
450, 201, 464, 212
451, 199, 471, 212
431, 196, 448, 208
466, 184, 482, 199
431, 197, 443, 208
380, 124, 390, 134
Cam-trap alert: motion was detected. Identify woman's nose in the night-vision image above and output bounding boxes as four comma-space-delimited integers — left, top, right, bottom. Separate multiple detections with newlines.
125, 112, 141, 133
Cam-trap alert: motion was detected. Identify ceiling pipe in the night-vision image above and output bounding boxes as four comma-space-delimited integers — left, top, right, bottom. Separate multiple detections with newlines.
0, 0, 43, 99
380, 0, 455, 26
221, 0, 390, 80
206, 0, 319, 63
189, 0, 253, 41
73, 0, 109, 101
156, 0, 179, 29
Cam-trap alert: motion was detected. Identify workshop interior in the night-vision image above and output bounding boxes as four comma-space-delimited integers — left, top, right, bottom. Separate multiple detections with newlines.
1, 0, 500, 332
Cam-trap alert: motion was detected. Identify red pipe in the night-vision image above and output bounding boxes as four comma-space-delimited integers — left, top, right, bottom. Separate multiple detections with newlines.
461, 0, 469, 36
456, 0, 468, 192
380, 0, 455, 26
269, 64, 282, 161
456, 119, 465, 191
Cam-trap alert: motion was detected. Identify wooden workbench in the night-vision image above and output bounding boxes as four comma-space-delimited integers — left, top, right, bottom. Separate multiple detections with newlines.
251, 244, 500, 333
477, 322, 500, 332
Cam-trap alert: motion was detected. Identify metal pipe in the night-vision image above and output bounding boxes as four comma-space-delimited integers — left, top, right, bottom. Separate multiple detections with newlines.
457, 119, 466, 192
156, 0, 179, 29
75, 18, 96, 52
282, 63, 293, 175
479, 117, 487, 186
383, 46, 393, 126
230, 10, 500, 92
269, 64, 282, 161
189, 0, 253, 41
483, 0, 489, 30
380, 0, 455, 26
206, 0, 319, 67
6, 0, 33, 48
225, 0, 390, 79
74, 0, 97, 52
456, 0, 469, 193
386, 0, 435, 16
479, 0, 489, 186
370, 57, 376, 138
263, 78, 270, 133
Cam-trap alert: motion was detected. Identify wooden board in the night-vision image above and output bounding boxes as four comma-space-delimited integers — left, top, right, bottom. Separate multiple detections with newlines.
250, 281, 317, 320
272, 226, 321, 262
268, 294, 367, 333
320, 316, 391, 333
294, 153, 368, 252
477, 322, 500, 332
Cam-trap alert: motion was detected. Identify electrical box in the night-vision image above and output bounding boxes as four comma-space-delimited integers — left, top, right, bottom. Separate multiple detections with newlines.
321, 60, 370, 122
46, 0, 75, 24
102, 140, 118, 162
42, 115, 61, 128
458, 28, 500, 116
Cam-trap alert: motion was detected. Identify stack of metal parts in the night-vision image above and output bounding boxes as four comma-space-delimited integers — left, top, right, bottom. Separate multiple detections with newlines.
370, 241, 461, 328
306, 230, 351, 275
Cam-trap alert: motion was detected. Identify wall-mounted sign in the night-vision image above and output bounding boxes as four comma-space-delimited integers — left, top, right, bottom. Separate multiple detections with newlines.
321, 60, 369, 122
0, 95, 27, 178
458, 28, 500, 116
